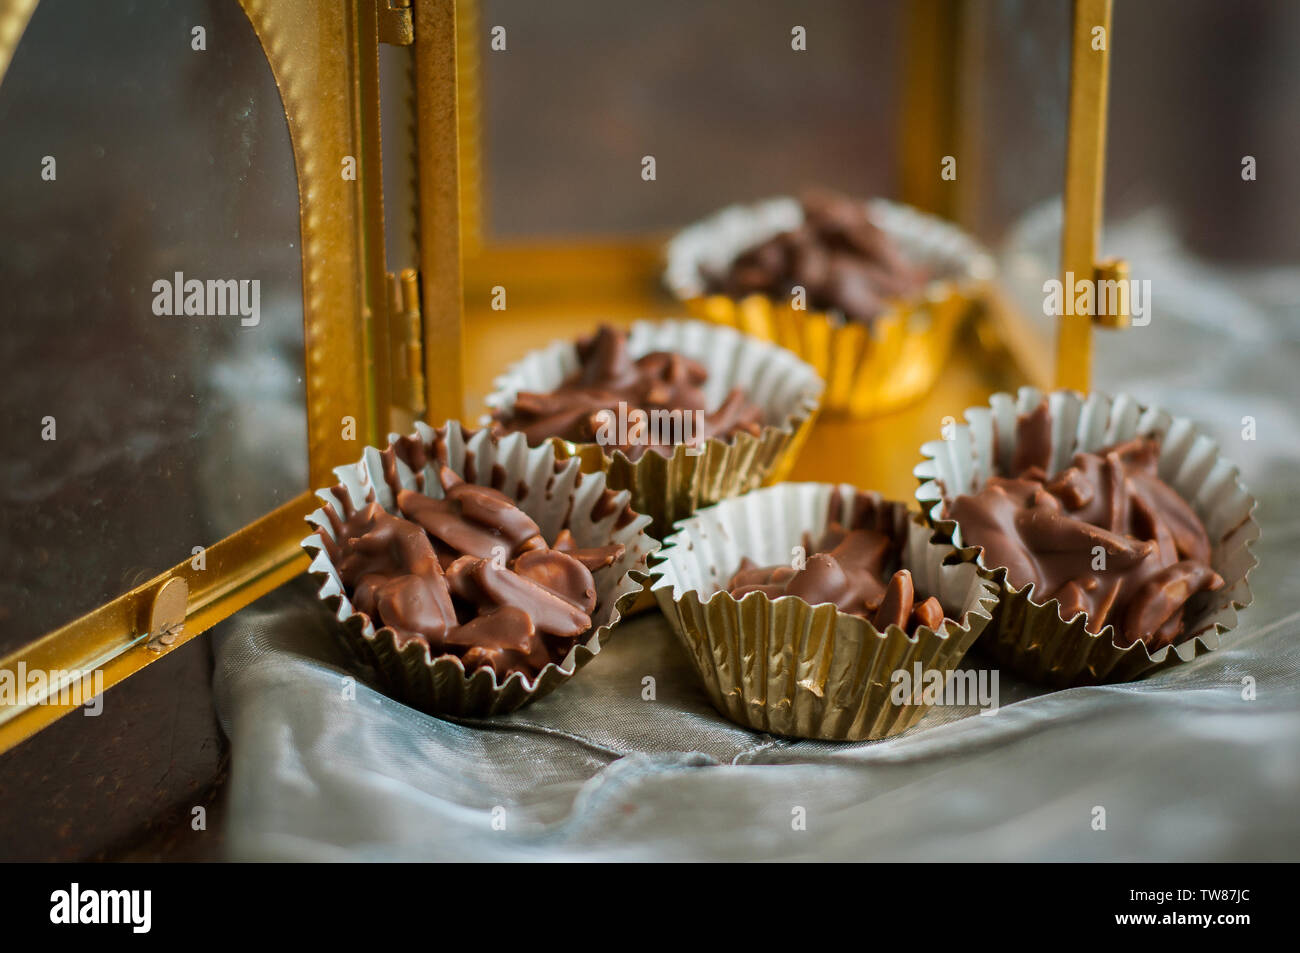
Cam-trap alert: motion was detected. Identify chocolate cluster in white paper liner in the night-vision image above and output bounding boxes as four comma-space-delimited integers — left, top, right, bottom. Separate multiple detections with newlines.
302, 421, 659, 716
665, 194, 994, 311
651, 482, 999, 741
915, 387, 1259, 685
484, 319, 824, 537
663, 195, 994, 417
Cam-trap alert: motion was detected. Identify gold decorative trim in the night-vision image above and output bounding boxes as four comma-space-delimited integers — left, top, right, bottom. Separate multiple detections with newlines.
0, 493, 313, 754
414, 0, 466, 424
0, 0, 37, 88
899, 0, 963, 221
239, 0, 375, 481
1056, 0, 1114, 391
456, 0, 483, 258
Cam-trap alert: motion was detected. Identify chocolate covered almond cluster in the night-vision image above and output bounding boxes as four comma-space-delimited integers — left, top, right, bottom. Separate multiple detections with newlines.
705, 189, 929, 323
727, 520, 945, 635
945, 402, 1224, 650
320, 465, 624, 681
492, 325, 764, 460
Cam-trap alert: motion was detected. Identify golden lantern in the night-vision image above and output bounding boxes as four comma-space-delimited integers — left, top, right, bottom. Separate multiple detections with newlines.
0, 0, 1125, 838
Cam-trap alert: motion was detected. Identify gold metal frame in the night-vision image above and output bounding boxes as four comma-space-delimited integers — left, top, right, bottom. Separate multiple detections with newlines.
1057, 0, 1114, 390
0, 494, 314, 752
0, 0, 35, 86
899, 0, 964, 222
452, 0, 1067, 382
0, 0, 386, 753
414, 0, 466, 424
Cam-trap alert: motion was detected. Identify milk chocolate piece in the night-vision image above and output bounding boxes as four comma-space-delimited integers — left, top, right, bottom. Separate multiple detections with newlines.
703, 189, 930, 324
491, 325, 765, 460
871, 569, 915, 631
945, 401, 1223, 650
724, 495, 949, 635
554, 528, 623, 572
320, 449, 627, 682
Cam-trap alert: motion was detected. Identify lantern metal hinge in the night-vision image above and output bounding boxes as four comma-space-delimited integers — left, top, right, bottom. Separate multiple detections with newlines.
387, 268, 426, 416
377, 0, 414, 46
1092, 257, 1131, 329
145, 577, 188, 654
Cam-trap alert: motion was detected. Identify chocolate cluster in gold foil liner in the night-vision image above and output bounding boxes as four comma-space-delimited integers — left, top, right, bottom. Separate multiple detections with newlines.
651, 484, 1000, 741
665, 197, 994, 417
485, 319, 824, 538
915, 387, 1259, 686
302, 421, 659, 717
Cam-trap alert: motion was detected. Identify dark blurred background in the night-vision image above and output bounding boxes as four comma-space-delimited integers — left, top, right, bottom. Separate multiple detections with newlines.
479, 0, 1300, 268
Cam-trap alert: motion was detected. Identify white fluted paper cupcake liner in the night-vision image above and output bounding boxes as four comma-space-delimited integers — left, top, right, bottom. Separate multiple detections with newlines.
485, 318, 824, 537
664, 197, 995, 416
302, 421, 659, 716
915, 387, 1260, 685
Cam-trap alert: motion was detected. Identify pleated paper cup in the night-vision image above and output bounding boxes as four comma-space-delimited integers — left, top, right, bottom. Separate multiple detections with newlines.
302, 421, 659, 717
485, 319, 824, 539
650, 483, 1000, 741
915, 387, 1260, 687
665, 196, 995, 417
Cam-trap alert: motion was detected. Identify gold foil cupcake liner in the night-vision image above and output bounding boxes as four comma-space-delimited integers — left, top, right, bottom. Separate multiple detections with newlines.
302, 421, 660, 717
915, 387, 1260, 687
664, 196, 995, 417
485, 318, 824, 538
651, 483, 1000, 741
